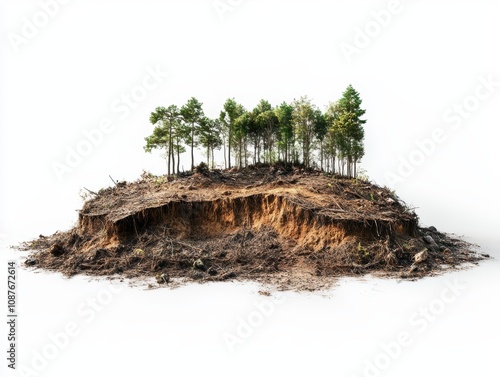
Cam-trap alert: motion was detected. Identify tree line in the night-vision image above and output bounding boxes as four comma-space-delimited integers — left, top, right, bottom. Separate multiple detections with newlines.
144, 85, 366, 178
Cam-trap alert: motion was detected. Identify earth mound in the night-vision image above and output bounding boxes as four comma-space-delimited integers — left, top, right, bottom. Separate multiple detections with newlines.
20, 164, 486, 290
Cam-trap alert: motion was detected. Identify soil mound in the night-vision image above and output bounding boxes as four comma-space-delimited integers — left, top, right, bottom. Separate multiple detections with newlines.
20, 165, 487, 290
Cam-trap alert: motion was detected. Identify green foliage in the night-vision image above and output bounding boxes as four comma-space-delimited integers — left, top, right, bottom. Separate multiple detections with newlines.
328, 85, 366, 178
145, 87, 367, 177
357, 242, 371, 262
154, 176, 166, 186
195, 162, 209, 174
292, 96, 318, 168
275, 102, 294, 163
220, 98, 246, 168
144, 105, 183, 176
180, 97, 204, 169
198, 117, 222, 168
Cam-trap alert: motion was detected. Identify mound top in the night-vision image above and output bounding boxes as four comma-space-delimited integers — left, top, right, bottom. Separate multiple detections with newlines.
20, 165, 486, 290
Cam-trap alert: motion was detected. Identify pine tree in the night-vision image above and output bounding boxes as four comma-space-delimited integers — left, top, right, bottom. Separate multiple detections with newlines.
145, 105, 182, 175
292, 96, 317, 168
198, 117, 222, 169
275, 102, 294, 164
180, 97, 204, 170
331, 85, 366, 177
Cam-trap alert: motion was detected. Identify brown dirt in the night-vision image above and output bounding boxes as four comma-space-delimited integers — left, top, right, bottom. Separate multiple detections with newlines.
18, 164, 488, 290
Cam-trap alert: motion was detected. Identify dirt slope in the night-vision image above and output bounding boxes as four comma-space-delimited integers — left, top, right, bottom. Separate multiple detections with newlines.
20, 164, 486, 290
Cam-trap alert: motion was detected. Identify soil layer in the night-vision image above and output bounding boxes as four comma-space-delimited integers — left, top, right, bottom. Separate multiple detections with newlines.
19, 164, 487, 290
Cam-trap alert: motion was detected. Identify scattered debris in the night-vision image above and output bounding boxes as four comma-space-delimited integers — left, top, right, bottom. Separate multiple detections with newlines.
414, 249, 429, 264
16, 164, 488, 291
156, 273, 169, 285
24, 258, 37, 267
49, 243, 65, 257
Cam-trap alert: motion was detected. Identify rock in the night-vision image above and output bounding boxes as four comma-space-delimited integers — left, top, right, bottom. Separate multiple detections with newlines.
414, 249, 428, 264
50, 243, 65, 257
428, 226, 437, 232
193, 259, 206, 271
25, 258, 37, 266
156, 273, 169, 284
423, 235, 439, 249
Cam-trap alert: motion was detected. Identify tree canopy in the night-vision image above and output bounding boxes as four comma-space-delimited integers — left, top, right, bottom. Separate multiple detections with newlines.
145, 85, 367, 177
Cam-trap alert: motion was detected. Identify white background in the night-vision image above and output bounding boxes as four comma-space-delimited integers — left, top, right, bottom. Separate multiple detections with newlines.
1, 1, 499, 376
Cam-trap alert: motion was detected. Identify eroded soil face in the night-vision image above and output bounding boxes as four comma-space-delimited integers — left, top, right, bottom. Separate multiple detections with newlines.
20, 165, 487, 290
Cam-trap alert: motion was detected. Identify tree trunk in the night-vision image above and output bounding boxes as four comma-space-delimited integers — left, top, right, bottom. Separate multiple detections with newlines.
228, 129, 232, 168
244, 137, 248, 167
191, 125, 195, 170
239, 139, 242, 169
320, 142, 324, 171
177, 146, 180, 174
223, 136, 227, 169
171, 139, 175, 176
167, 123, 172, 176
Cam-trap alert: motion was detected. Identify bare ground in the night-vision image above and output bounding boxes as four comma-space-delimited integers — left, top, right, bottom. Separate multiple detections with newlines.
18, 164, 488, 291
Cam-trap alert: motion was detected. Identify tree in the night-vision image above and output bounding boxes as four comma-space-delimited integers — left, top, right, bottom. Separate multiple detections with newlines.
313, 109, 327, 170
292, 96, 317, 168
324, 102, 340, 174
220, 98, 245, 168
145, 89, 367, 177
233, 111, 252, 168
180, 97, 204, 170
251, 100, 276, 163
257, 110, 278, 163
332, 85, 366, 177
275, 102, 294, 163
145, 105, 182, 175
198, 117, 223, 169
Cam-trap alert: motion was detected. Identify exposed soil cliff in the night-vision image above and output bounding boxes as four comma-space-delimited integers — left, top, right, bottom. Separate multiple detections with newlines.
20, 164, 486, 290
